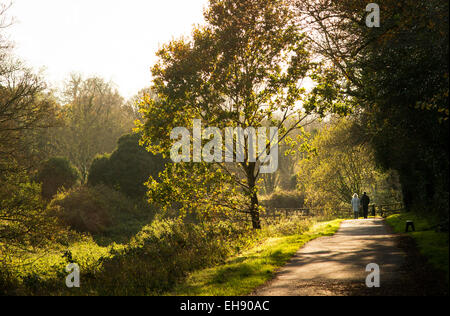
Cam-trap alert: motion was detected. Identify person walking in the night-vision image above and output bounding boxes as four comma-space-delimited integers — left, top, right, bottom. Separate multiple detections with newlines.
351, 193, 360, 219
361, 192, 371, 219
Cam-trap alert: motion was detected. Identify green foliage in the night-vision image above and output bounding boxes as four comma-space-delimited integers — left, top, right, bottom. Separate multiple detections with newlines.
86, 154, 112, 187
260, 142, 303, 194
36, 157, 80, 200
0, 51, 59, 175
137, 0, 333, 229
48, 183, 155, 243
0, 173, 57, 244
0, 171, 62, 257
48, 185, 113, 234
146, 162, 244, 221
2, 218, 251, 295
1, 232, 113, 295
300, 0, 449, 218
304, 65, 353, 117
357, 1, 449, 218
261, 190, 305, 209
88, 133, 166, 199
261, 215, 312, 237
297, 118, 402, 213
82, 219, 253, 295
2, 211, 340, 295
47, 184, 156, 238
48, 74, 135, 182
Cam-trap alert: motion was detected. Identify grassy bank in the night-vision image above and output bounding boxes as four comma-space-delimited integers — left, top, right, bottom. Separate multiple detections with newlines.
2, 215, 343, 296
386, 213, 449, 282
168, 219, 344, 296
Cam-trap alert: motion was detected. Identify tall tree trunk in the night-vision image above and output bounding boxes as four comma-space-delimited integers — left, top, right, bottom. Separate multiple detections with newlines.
249, 189, 261, 229
246, 162, 261, 229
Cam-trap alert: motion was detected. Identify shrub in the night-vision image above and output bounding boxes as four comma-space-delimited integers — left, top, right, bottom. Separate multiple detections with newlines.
48, 184, 156, 237
48, 185, 112, 234
48, 184, 135, 235
262, 215, 313, 237
89, 219, 253, 295
261, 190, 305, 209
88, 133, 167, 198
0, 171, 62, 253
86, 154, 112, 189
36, 157, 80, 200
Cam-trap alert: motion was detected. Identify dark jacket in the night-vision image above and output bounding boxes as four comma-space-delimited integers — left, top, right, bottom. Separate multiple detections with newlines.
361, 194, 370, 207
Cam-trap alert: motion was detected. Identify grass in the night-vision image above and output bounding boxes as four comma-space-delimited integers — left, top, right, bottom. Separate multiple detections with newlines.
2, 215, 343, 296
5, 237, 112, 280
386, 213, 449, 282
168, 219, 344, 296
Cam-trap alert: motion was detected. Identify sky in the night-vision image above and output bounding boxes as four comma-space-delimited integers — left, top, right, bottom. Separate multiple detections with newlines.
6, 0, 209, 99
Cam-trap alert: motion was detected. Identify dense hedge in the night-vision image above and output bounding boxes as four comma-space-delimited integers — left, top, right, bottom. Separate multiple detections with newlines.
48, 185, 113, 234
36, 157, 80, 200
47, 184, 151, 235
88, 133, 167, 198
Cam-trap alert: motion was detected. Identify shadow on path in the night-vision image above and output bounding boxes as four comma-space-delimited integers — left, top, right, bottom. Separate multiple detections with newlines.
253, 219, 448, 296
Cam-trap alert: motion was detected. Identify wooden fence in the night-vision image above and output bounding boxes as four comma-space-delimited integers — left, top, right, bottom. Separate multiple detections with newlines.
374, 203, 404, 217
261, 202, 404, 220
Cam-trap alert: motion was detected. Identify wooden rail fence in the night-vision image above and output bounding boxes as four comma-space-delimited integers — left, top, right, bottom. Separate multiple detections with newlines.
261, 202, 404, 219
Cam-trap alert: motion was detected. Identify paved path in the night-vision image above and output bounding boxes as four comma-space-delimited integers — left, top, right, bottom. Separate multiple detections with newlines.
254, 218, 407, 296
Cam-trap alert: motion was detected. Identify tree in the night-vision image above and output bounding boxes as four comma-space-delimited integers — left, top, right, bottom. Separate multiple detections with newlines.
36, 157, 80, 200
88, 133, 167, 199
297, 0, 449, 218
138, 0, 335, 229
260, 142, 301, 194
297, 117, 402, 214
125, 87, 155, 121
1, 17, 58, 174
50, 74, 135, 182
0, 4, 63, 260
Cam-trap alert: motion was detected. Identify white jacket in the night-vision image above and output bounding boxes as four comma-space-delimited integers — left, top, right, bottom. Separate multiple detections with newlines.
351, 197, 360, 212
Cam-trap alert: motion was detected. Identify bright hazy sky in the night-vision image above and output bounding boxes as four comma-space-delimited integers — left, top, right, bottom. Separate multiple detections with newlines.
6, 0, 209, 99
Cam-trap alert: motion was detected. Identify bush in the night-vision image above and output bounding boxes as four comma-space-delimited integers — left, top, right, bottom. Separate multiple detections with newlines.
262, 215, 313, 237
88, 133, 167, 198
36, 157, 80, 200
89, 219, 253, 295
0, 171, 62, 253
261, 190, 305, 209
48, 184, 156, 238
48, 185, 112, 234
86, 154, 112, 189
